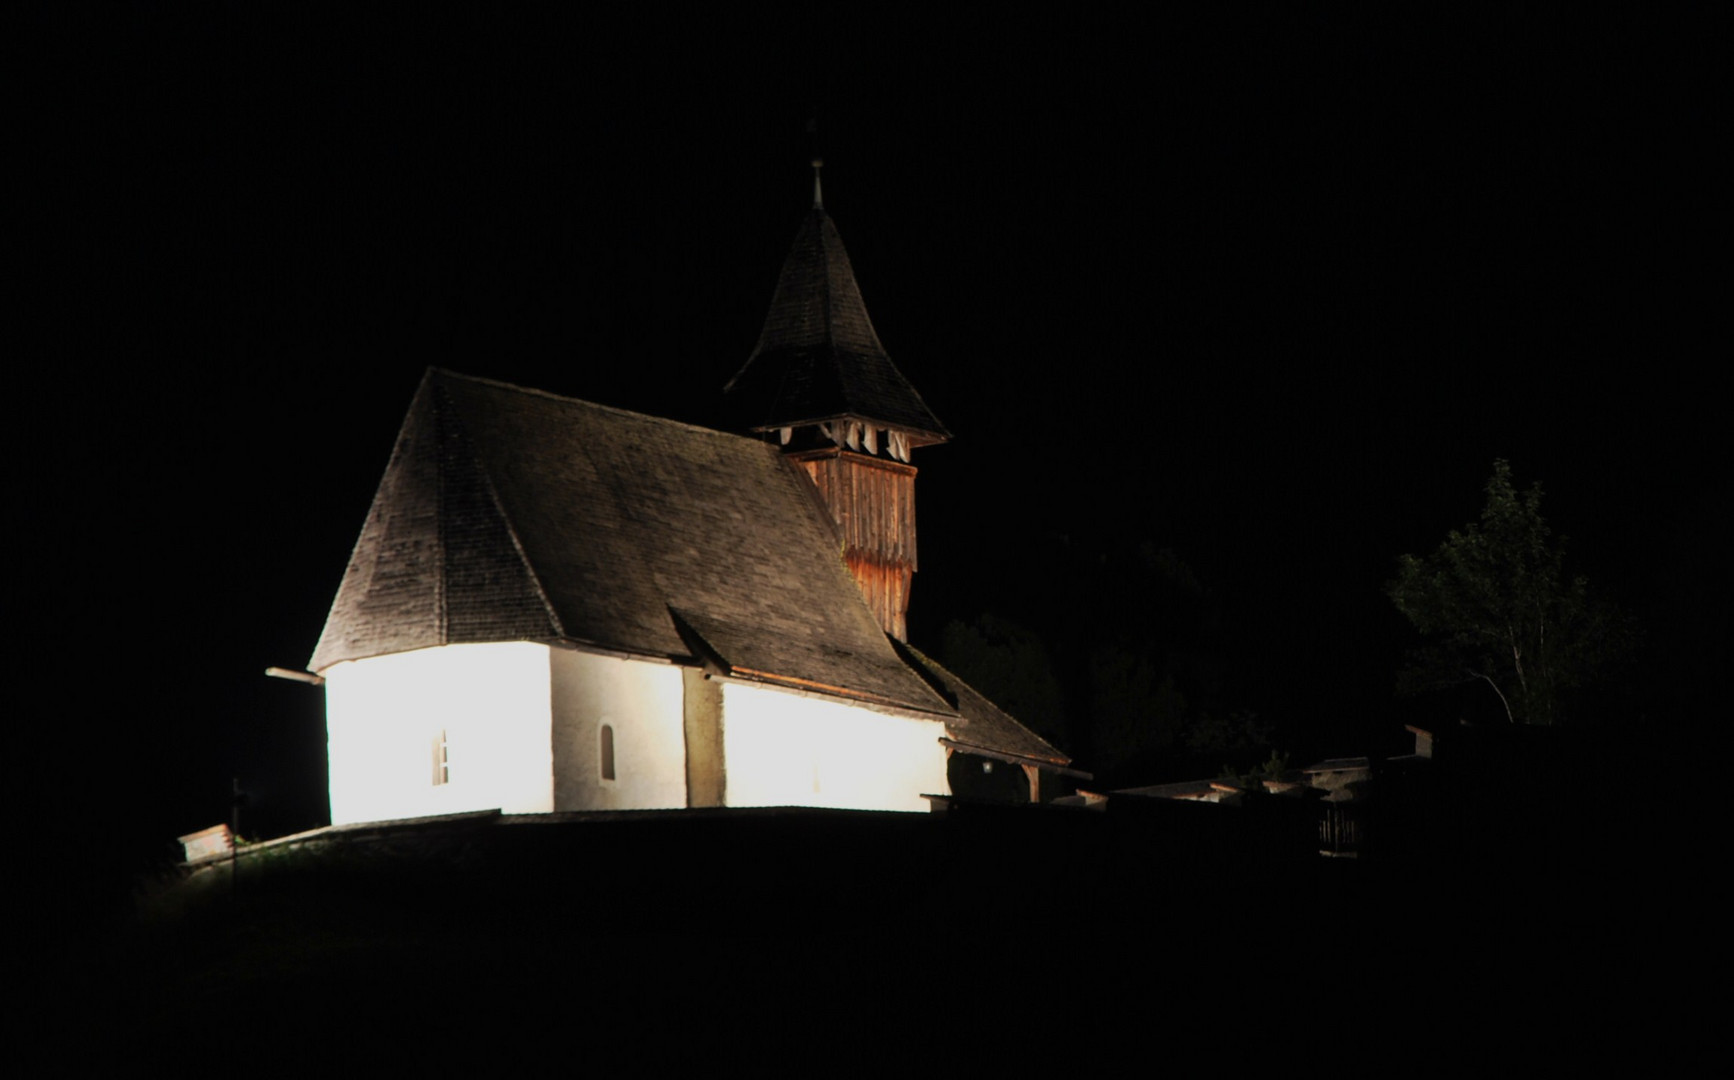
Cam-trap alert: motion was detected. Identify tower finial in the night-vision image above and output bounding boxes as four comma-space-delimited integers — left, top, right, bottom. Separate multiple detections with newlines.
811, 157, 824, 210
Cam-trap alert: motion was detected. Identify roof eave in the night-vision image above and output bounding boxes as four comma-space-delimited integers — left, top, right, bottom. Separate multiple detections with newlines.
744, 411, 950, 447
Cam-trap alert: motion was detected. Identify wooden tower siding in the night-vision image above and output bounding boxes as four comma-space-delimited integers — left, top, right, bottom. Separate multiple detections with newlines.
789, 447, 918, 640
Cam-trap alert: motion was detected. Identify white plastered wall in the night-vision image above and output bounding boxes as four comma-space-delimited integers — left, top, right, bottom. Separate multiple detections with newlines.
323, 642, 556, 825
550, 648, 688, 811
719, 681, 949, 812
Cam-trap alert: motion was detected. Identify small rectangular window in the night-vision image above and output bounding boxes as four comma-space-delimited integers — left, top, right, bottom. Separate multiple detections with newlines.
432, 729, 449, 786
599, 723, 615, 782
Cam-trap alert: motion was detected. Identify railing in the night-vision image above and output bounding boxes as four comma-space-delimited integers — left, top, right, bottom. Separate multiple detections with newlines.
1319, 803, 1364, 856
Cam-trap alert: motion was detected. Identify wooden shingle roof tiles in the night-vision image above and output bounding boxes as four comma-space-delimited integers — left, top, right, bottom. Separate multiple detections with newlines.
895, 642, 1072, 767
312, 368, 1067, 767
724, 209, 949, 444
312, 371, 931, 711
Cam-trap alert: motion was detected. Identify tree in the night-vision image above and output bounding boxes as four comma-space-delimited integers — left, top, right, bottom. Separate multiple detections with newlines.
939, 613, 1070, 749
1386, 460, 1627, 725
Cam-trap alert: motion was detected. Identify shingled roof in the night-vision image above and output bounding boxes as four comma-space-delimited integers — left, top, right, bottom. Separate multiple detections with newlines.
723, 208, 949, 444
310, 371, 950, 712
312, 369, 1071, 767
894, 642, 1073, 768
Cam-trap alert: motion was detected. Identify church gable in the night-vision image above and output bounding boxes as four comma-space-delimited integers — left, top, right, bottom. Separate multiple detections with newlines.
311, 377, 557, 671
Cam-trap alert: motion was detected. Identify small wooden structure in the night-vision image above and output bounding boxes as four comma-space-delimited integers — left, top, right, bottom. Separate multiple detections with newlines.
723, 163, 950, 642
177, 823, 233, 863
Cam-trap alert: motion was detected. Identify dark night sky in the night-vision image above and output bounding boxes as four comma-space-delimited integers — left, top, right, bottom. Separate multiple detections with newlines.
18, 7, 1718, 893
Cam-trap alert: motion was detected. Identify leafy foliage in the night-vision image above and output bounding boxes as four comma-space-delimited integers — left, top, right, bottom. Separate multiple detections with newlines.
1216, 749, 1289, 787
1087, 644, 1186, 765
940, 613, 1070, 749
940, 543, 1268, 783
1387, 460, 1629, 725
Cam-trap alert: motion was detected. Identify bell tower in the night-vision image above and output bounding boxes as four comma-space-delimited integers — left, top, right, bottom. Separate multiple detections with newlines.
724, 162, 949, 640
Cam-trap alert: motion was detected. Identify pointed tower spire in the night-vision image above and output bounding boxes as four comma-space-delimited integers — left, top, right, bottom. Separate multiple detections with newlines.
723, 166, 949, 640
723, 172, 949, 455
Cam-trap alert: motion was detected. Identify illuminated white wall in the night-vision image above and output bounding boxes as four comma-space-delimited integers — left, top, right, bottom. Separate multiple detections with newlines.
550, 649, 687, 811
720, 682, 949, 812
323, 643, 556, 825
322, 641, 951, 823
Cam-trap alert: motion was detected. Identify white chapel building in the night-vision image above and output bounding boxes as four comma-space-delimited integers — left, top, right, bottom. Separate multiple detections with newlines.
309, 175, 1071, 826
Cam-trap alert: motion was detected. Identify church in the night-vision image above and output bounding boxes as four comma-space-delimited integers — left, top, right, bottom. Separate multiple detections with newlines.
308, 168, 1071, 826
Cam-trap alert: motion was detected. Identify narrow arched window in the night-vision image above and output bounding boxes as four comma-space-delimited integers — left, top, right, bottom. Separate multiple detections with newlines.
599, 723, 616, 782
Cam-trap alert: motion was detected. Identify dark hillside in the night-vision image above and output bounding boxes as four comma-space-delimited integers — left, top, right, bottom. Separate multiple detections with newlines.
51, 776, 1675, 1060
